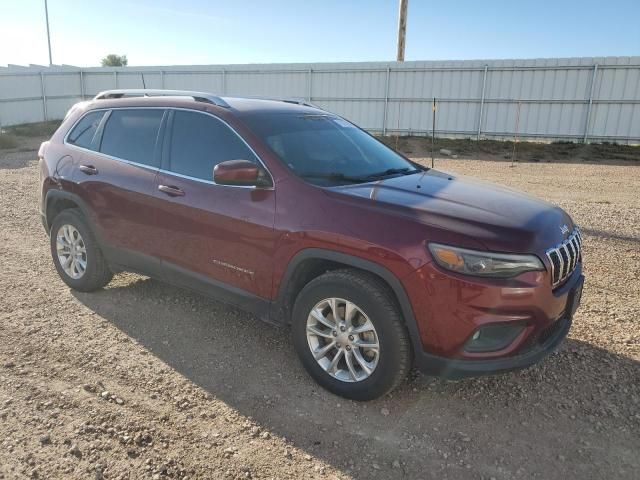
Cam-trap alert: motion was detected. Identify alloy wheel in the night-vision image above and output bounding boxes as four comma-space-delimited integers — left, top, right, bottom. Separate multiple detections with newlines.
56, 224, 87, 279
306, 297, 380, 382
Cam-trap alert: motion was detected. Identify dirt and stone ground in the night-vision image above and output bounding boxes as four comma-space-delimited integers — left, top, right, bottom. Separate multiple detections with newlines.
0, 132, 638, 479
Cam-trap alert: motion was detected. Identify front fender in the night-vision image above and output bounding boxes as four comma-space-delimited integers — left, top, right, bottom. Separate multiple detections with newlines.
274, 247, 424, 357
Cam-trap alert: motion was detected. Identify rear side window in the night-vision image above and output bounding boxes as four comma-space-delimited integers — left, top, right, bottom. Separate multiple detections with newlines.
67, 110, 105, 149
100, 109, 164, 167
168, 110, 257, 181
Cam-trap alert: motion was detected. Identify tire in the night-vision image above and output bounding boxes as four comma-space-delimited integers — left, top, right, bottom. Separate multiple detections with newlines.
292, 269, 412, 400
49, 209, 113, 292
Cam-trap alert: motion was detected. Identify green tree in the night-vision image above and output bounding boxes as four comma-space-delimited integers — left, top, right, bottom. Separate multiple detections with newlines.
101, 54, 128, 67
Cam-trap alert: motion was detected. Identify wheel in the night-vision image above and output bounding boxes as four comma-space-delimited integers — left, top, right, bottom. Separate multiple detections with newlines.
292, 269, 412, 400
49, 209, 113, 292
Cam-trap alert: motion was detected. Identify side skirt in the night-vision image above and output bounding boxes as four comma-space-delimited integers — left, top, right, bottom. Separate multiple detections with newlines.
104, 245, 273, 323
161, 260, 273, 322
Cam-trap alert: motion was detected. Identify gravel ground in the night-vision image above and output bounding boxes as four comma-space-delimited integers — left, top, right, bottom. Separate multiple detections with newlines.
0, 137, 638, 480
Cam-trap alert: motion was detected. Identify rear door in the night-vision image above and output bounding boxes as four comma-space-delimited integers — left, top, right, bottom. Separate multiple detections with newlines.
69, 107, 166, 275
153, 109, 277, 306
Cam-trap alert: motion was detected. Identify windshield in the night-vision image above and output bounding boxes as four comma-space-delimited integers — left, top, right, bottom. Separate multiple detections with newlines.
241, 113, 422, 186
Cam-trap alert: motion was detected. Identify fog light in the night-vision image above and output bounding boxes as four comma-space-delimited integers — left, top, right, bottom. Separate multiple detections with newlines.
464, 323, 525, 353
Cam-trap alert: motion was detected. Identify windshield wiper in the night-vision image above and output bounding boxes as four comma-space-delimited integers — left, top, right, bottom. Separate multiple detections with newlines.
300, 168, 422, 185
365, 167, 422, 179
299, 172, 370, 183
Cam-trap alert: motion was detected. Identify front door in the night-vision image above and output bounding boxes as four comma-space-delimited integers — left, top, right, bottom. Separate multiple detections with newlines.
153, 109, 277, 310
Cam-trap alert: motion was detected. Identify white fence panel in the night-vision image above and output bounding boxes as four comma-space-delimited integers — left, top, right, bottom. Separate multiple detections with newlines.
225, 71, 307, 97
83, 73, 115, 97
0, 74, 41, 100
1, 57, 639, 143
163, 72, 223, 92
1, 100, 44, 125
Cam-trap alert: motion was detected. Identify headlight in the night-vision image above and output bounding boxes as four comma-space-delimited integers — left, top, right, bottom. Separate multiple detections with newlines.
428, 243, 544, 278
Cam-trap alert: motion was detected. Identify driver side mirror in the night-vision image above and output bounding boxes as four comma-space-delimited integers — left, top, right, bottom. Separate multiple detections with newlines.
213, 160, 271, 188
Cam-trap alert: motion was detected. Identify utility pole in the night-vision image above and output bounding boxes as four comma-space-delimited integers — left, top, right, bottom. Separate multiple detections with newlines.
396, 0, 408, 62
44, 0, 53, 65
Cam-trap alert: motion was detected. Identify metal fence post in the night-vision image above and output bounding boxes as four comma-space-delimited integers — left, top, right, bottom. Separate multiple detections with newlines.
113, 71, 117, 88
160, 70, 165, 89
79, 71, 85, 99
382, 66, 391, 135
431, 98, 436, 167
221, 69, 226, 94
477, 65, 488, 140
307, 68, 312, 101
40, 72, 48, 121
583, 64, 598, 143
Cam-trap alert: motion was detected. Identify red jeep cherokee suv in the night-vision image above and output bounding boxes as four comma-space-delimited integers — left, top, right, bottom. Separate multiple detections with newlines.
38, 89, 584, 400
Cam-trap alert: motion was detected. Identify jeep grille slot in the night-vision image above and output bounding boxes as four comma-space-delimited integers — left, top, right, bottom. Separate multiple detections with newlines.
546, 227, 582, 287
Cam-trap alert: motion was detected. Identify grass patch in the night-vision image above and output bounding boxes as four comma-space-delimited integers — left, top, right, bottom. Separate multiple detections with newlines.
0, 132, 19, 150
376, 135, 640, 163
5, 120, 61, 138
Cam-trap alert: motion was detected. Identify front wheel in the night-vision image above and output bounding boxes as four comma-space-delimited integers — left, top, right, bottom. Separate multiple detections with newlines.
292, 269, 412, 400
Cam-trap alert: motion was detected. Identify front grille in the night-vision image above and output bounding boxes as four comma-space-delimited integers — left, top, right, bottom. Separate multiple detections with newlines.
546, 227, 582, 287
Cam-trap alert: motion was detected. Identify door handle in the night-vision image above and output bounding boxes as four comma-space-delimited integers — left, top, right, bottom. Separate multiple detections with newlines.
158, 184, 185, 197
79, 164, 98, 175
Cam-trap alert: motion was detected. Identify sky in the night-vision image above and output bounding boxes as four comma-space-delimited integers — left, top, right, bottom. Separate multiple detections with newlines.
1, 0, 639, 67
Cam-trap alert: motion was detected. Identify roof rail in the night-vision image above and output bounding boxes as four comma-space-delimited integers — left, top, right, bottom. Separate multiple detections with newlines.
93, 89, 230, 108
283, 99, 324, 110
228, 95, 321, 109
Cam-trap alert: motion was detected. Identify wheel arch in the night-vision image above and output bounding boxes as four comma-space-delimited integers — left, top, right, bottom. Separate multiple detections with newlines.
44, 190, 94, 235
275, 248, 423, 354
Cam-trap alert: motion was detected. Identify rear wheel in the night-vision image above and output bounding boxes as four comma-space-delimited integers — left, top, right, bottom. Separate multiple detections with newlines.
292, 269, 411, 400
50, 209, 113, 291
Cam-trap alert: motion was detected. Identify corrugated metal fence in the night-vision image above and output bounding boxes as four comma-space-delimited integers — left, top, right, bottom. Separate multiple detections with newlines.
1, 57, 639, 143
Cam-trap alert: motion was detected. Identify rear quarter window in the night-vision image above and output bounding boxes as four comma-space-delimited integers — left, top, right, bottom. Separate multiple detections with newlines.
66, 110, 106, 150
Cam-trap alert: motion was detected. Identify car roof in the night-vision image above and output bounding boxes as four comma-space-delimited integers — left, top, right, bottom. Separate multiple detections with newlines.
83, 91, 324, 117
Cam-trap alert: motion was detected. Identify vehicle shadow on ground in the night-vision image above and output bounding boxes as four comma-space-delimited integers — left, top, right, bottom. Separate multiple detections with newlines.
72, 277, 640, 479
582, 228, 640, 245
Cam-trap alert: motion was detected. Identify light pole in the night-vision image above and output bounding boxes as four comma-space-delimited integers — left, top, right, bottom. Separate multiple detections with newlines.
44, 0, 53, 65
396, 0, 408, 62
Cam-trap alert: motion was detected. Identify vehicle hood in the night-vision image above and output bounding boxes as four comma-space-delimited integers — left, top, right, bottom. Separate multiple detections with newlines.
328, 169, 574, 254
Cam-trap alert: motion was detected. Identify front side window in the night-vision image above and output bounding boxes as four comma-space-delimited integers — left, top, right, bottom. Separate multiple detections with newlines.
241, 113, 421, 186
67, 110, 106, 150
100, 109, 164, 167
168, 110, 258, 181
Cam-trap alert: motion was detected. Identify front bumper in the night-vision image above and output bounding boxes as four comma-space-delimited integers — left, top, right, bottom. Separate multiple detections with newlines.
414, 309, 573, 379
403, 258, 584, 378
